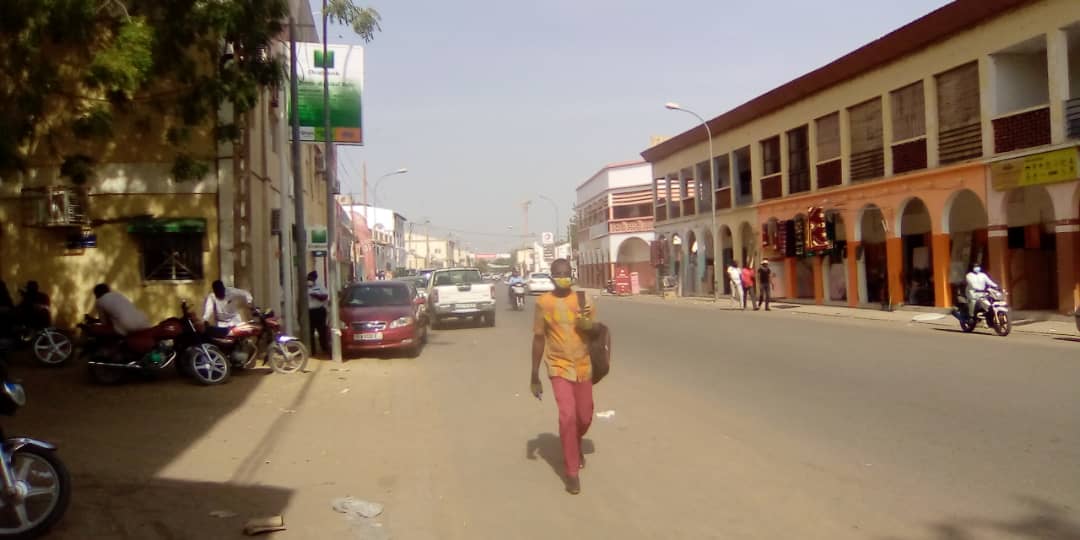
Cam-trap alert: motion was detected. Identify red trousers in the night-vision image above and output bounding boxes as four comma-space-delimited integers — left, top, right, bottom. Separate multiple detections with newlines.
550, 377, 594, 478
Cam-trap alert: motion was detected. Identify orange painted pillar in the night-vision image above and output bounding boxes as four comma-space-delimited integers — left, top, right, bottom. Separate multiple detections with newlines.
1054, 219, 1079, 314
986, 226, 1009, 293
886, 237, 903, 307
812, 255, 824, 305
931, 233, 951, 308
784, 257, 797, 300
847, 241, 860, 308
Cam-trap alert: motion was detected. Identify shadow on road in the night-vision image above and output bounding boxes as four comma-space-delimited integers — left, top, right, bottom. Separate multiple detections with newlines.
4, 356, 298, 537
525, 433, 595, 480
883, 496, 1080, 540
1053, 337, 1080, 343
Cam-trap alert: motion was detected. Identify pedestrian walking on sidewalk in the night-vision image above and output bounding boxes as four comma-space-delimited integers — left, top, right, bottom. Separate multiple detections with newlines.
726, 263, 742, 305
756, 259, 774, 311
531, 258, 596, 495
740, 264, 757, 310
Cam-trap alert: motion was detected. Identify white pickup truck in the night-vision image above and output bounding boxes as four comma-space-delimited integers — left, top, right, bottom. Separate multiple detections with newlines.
427, 268, 497, 328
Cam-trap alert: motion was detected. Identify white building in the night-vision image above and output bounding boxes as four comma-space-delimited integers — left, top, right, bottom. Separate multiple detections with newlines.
574, 160, 657, 290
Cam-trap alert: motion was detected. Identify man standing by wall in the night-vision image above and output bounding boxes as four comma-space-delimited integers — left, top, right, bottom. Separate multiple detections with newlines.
307, 271, 330, 355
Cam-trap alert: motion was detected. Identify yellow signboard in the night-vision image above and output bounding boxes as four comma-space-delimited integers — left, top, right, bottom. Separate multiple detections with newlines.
990, 147, 1079, 191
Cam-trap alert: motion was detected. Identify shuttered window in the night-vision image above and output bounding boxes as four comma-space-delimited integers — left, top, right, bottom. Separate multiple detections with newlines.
816, 113, 840, 161
936, 62, 982, 164
891, 81, 926, 142
849, 98, 884, 181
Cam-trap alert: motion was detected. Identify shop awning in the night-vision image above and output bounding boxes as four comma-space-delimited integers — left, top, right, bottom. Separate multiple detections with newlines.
127, 218, 207, 234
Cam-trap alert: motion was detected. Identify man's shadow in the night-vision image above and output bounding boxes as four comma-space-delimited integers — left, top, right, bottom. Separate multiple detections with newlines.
526, 433, 595, 479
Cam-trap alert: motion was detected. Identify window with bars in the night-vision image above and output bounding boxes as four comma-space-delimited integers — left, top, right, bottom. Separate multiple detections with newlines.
761, 136, 781, 176
788, 125, 810, 194
816, 113, 840, 161
139, 233, 205, 281
849, 97, 885, 181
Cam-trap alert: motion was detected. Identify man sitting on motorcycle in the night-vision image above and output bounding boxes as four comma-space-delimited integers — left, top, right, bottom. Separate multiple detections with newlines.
964, 265, 999, 319
202, 280, 254, 336
92, 284, 152, 336
508, 270, 526, 303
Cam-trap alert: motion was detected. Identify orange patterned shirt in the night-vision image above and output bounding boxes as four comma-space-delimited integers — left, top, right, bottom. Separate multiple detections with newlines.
533, 291, 594, 382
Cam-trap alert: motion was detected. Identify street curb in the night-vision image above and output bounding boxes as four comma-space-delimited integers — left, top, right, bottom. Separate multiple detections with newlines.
589, 291, 1077, 339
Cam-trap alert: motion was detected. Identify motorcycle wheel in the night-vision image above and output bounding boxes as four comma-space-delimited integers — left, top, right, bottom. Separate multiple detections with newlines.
268, 341, 308, 374
959, 318, 977, 333
993, 312, 1011, 337
188, 346, 231, 385
31, 329, 73, 366
0, 445, 71, 539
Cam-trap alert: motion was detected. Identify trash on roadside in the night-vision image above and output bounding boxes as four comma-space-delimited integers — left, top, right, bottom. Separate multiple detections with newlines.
209, 510, 238, 518
340, 388, 351, 394
243, 515, 286, 535
279, 408, 296, 414
332, 496, 384, 518
596, 410, 616, 419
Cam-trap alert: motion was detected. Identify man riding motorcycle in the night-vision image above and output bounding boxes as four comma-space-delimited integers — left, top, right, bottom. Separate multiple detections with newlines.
508, 270, 526, 303
964, 265, 999, 319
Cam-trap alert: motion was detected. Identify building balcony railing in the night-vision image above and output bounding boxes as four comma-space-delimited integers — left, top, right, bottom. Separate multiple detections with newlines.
1064, 97, 1080, 139
682, 198, 696, 216
608, 217, 654, 234
892, 137, 928, 174
715, 187, 732, 211
760, 174, 782, 200
816, 158, 842, 188
993, 105, 1050, 154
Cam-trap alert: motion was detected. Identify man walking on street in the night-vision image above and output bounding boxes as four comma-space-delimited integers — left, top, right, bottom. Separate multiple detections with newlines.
740, 263, 757, 310
531, 258, 595, 495
726, 263, 742, 305
756, 259, 774, 311
307, 271, 330, 355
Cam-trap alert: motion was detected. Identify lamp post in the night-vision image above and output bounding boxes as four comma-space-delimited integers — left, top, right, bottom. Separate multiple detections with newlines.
665, 102, 719, 303
536, 194, 560, 243
372, 167, 409, 211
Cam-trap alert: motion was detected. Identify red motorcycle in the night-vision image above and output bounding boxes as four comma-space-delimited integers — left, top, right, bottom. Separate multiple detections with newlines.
201, 307, 308, 374
80, 302, 232, 385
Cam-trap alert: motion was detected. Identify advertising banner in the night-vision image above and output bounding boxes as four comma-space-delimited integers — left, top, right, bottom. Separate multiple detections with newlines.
290, 43, 364, 144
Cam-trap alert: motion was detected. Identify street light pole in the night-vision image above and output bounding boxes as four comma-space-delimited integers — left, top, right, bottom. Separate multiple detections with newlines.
537, 194, 560, 243
666, 102, 719, 303
321, 0, 343, 363
372, 167, 409, 211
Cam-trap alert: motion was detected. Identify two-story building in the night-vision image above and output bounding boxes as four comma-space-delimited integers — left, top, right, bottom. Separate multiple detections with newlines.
575, 160, 657, 291
644, 0, 1080, 314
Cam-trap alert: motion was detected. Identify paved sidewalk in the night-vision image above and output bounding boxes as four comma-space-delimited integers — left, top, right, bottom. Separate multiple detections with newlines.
584, 289, 1079, 338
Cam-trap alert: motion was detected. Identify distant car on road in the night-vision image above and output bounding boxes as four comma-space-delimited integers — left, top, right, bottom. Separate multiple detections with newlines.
526, 272, 555, 295
340, 281, 428, 358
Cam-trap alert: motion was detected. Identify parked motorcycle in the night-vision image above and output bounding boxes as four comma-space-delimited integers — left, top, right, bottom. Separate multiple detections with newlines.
0, 355, 71, 538
510, 284, 526, 311
7, 325, 72, 368
604, 280, 617, 295
951, 287, 1011, 337
200, 307, 307, 374
80, 302, 231, 385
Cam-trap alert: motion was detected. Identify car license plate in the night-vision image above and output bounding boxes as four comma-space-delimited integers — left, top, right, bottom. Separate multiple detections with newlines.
355, 332, 383, 341
456, 304, 475, 311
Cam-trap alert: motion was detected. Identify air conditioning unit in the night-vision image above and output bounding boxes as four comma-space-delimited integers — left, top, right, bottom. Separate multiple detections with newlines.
21, 187, 90, 228
270, 209, 282, 235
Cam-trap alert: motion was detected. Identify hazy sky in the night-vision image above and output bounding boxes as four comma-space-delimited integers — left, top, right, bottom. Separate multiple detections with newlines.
323, 0, 952, 252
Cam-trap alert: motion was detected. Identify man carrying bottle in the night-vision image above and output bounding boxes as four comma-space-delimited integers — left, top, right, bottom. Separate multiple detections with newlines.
530, 258, 596, 495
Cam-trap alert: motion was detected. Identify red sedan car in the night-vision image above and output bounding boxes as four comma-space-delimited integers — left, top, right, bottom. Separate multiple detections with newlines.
340, 281, 428, 357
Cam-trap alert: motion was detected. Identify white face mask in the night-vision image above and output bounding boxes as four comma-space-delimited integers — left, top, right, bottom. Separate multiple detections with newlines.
308, 280, 315, 287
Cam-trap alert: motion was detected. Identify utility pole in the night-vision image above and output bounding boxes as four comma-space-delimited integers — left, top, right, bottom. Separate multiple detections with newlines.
288, 17, 311, 350
322, 0, 342, 363
424, 220, 431, 268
